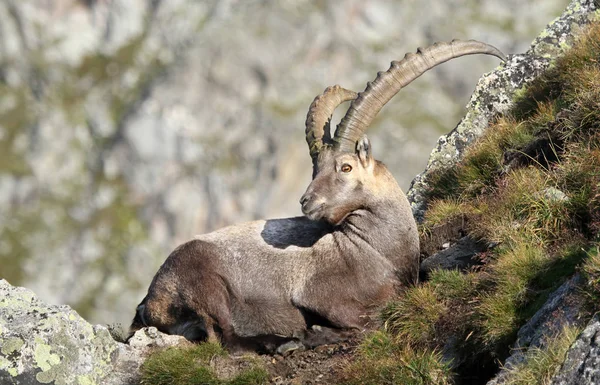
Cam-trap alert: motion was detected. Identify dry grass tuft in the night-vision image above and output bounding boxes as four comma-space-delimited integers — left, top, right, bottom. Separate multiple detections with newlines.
502, 326, 581, 385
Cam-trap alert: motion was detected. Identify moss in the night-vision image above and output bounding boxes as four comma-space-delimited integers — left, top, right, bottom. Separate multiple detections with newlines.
140, 343, 269, 385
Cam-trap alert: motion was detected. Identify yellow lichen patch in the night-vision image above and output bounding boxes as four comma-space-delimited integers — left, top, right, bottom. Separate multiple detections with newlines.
33, 344, 61, 372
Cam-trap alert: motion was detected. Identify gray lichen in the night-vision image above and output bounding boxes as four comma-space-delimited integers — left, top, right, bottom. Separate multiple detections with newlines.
0, 280, 118, 385
0, 279, 189, 385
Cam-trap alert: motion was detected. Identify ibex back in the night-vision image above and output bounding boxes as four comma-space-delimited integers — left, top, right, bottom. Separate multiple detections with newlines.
130, 40, 505, 351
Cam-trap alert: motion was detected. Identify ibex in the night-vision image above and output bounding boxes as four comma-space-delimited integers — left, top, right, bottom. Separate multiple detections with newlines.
130, 40, 505, 350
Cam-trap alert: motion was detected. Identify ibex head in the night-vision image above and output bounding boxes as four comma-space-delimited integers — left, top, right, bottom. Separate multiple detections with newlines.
301, 40, 505, 224
300, 135, 375, 225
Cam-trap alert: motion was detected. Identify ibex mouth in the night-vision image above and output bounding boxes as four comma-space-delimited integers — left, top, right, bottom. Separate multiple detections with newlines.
303, 203, 324, 221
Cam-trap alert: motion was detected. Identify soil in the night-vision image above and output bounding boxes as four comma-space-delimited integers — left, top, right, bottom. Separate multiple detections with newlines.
212, 334, 362, 385
259, 336, 360, 385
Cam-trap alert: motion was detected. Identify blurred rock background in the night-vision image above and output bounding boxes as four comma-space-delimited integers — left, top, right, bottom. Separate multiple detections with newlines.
0, 0, 567, 326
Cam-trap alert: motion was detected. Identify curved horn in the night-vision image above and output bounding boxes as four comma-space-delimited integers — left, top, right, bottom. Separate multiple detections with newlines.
305, 85, 357, 174
333, 39, 506, 152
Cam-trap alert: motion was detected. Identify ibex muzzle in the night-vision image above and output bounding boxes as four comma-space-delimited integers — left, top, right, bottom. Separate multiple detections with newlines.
130, 40, 505, 351
301, 136, 375, 225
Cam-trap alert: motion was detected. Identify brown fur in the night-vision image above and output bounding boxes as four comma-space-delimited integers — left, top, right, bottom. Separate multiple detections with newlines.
130, 136, 419, 351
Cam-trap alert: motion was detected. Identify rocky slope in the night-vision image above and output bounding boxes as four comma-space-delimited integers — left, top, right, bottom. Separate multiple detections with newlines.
1, 1, 599, 384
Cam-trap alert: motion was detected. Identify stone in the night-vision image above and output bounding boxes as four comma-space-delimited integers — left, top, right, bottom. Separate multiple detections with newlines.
0, 279, 187, 385
419, 236, 487, 278
486, 274, 585, 385
550, 314, 600, 385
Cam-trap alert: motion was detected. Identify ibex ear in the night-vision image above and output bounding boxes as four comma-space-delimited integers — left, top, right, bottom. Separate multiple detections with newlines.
356, 135, 373, 168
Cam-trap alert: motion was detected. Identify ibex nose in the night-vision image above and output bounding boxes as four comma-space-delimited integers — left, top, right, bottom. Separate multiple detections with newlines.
300, 193, 310, 207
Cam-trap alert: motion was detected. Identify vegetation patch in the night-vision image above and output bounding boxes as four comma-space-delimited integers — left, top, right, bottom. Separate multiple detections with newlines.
338, 331, 453, 385
140, 342, 269, 385
582, 246, 600, 306
502, 326, 581, 385
382, 285, 447, 347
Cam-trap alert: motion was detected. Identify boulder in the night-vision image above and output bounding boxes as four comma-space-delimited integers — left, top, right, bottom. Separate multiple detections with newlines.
419, 236, 487, 279
550, 314, 600, 385
0, 279, 187, 385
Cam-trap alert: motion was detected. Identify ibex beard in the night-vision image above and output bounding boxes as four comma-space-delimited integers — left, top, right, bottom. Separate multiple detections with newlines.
129, 39, 505, 352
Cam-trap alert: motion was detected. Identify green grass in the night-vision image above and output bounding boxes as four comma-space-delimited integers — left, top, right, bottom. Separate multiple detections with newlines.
429, 269, 478, 301
502, 326, 581, 385
582, 246, 600, 307
382, 286, 447, 347
140, 343, 269, 385
339, 331, 454, 385
421, 200, 475, 236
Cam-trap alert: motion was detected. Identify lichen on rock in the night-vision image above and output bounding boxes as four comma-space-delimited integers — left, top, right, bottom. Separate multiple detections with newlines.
550, 314, 600, 385
0, 279, 190, 385
0, 279, 119, 384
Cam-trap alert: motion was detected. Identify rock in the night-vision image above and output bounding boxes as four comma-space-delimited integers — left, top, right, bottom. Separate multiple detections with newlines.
486, 274, 585, 385
276, 341, 306, 357
128, 326, 190, 351
419, 236, 487, 278
407, 0, 600, 221
550, 314, 600, 385
542, 187, 569, 202
0, 279, 187, 385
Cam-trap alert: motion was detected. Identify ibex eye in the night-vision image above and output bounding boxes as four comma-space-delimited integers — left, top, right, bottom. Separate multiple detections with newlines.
341, 164, 352, 173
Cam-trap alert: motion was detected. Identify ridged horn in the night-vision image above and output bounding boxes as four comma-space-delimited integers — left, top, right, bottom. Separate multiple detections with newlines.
305, 85, 357, 175
332, 39, 506, 152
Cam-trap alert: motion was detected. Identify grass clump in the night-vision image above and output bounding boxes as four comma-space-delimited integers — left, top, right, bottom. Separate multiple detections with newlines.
339, 331, 453, 385
421, 200, 471, 229
382, 285, 447, 347
582, 246, 600, 309
140, 342, 268, 385
429, 269, 478, 300
476, 279, 526, 349
502, 326, 581, 385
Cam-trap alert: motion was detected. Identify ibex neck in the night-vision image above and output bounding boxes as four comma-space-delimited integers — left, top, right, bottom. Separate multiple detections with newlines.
342, 193, 412, 257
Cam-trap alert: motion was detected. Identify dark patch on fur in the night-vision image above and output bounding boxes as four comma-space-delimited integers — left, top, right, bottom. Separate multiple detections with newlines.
261, 218, 332, 248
